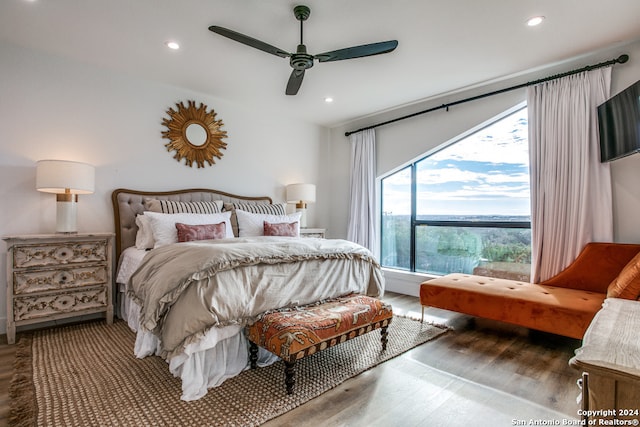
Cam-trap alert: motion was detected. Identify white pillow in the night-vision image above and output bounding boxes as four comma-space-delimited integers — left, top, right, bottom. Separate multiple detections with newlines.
144, 211, 233, 248
235, 209, 302, 237
134, 214, 155, 249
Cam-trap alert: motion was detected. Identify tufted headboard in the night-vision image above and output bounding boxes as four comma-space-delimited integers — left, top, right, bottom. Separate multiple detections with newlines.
111, 188, 273, 261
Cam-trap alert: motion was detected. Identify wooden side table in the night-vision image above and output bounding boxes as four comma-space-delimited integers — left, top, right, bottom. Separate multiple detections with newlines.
4, 232, 114, 344
569, 298, 640, 423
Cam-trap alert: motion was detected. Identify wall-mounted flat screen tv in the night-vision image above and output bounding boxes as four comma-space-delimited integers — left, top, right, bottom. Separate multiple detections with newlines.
598, 79, 640, 162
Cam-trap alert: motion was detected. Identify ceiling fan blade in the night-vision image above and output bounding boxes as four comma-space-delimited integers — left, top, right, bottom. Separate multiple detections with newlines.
286, 69, 305, 95
208, 26, 290, 58
315, 40, 398, 63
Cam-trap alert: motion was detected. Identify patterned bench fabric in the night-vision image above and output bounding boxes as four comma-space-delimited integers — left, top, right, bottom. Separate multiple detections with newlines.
246, 294, 393, 362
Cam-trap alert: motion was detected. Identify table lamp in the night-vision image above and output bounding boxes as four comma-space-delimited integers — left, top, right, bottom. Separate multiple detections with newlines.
36, 160, 95, 233
286, 183, 316, 228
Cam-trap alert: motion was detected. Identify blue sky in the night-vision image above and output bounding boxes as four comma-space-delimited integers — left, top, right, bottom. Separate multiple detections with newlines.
382, 107, 530, 217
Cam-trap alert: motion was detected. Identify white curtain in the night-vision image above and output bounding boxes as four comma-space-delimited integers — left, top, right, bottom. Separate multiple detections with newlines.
347, 129, 377, 255
528, 67, 613, 282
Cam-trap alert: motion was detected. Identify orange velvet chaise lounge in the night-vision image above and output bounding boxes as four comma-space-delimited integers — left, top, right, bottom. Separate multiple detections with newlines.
420, 242, 640, 339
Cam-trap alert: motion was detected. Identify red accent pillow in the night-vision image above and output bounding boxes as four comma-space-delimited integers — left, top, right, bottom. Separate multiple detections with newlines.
263, 221, 298, 237
175, 222, 227, 242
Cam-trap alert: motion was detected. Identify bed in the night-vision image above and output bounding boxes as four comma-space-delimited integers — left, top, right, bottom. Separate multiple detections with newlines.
111, 188, 385, 401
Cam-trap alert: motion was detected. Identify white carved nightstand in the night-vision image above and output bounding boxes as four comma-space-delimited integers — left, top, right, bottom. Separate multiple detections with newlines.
300, 228, 326, 238
4, 232, 114, 344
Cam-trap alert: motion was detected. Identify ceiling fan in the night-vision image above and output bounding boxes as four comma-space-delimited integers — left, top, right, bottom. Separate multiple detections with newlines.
209, 5, 398, 96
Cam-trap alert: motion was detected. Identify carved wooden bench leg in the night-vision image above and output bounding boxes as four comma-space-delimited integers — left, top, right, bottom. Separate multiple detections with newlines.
284, 361, 296, 395
381, 326, 389, 351
249, 342, 259, 369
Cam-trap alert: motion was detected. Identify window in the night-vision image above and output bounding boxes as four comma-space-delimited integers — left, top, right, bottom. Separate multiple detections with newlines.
381, 106, 531, 279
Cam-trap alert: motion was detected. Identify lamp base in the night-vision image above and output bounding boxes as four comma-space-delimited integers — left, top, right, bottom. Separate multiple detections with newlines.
56, 197, 78, 233
296, 207, 308, 228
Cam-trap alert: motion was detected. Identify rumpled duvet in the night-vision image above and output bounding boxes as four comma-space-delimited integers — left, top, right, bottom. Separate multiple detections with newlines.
128, 236, 384, 360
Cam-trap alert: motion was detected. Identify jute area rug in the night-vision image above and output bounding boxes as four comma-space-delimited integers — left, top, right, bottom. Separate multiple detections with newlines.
10, 316, 448, 427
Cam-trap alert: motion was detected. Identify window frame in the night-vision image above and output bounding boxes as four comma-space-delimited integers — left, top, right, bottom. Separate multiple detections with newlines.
379, 103, 531, 274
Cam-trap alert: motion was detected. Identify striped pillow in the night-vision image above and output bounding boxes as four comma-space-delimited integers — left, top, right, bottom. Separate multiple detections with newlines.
229, 202, 286, 216
146, 199, 223, 214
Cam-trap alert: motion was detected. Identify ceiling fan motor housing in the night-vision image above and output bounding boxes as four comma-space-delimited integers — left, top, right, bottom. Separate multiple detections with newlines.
290, 44, 314, 70
293, 5, 311, 21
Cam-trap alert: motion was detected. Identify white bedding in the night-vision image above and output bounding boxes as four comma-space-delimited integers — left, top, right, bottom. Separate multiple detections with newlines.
117, 237, 384, 401
116, 246, 278, 401
129, 237, 383, 358
116, 247, 148, 286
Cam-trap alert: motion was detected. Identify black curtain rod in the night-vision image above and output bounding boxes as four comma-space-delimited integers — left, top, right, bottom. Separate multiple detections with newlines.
344, 54, 630, 137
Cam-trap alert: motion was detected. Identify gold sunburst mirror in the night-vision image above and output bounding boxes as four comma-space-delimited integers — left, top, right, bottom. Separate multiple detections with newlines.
161, 100, 228, 168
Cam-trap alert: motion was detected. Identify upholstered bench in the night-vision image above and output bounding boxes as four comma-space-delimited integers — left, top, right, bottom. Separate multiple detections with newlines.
246, 294, 393, 394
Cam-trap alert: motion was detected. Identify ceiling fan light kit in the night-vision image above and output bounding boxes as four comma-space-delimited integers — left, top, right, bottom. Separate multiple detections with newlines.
209, 5, 398, 96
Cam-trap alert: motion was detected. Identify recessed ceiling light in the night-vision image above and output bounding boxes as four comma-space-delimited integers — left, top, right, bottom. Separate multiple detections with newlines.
324, 97, 334, 103
165, 41, 180, 50
526, 16, 545, 27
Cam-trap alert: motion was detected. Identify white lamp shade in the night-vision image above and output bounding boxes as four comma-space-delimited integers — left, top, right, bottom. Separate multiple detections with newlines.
286, 183, 316, 203
36, 160, 95, 194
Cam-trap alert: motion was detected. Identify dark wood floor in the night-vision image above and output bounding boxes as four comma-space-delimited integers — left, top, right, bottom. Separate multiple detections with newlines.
265, 293, 583, 426
0, 292, 584, 427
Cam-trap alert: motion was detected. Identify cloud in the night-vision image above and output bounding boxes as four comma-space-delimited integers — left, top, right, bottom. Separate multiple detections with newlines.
430, 108, 529, 165
381, 107, 531, 216
484, 172, 529, 184
420, 185, 530, 200
418, 166, 483, 184
417, 165, 529, 186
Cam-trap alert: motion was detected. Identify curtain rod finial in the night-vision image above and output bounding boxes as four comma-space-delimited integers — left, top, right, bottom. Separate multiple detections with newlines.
617, 54, 629, 64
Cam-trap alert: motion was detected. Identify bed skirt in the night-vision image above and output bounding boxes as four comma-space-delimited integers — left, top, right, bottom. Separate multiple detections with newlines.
119, 286, 278, 401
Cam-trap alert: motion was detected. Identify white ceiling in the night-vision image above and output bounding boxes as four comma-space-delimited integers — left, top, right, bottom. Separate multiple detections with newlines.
2, 0, 640, 127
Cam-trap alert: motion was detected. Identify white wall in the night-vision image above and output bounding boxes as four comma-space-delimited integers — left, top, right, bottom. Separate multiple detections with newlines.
0, 42, 327, 333
327, 39, 640, 296
609, 42, 640, 243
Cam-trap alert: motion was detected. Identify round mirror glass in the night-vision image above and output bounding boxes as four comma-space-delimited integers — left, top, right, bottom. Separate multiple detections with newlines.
185, 123, 208, 146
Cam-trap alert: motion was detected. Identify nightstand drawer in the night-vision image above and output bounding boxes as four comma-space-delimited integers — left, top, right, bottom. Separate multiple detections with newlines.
13, 287, 108, 321
14, 265, 108, 295
13, 240, 108, 268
